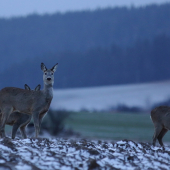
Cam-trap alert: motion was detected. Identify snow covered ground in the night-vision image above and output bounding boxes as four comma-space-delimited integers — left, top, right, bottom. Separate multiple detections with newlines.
51, 81, 170, 111
1, 137, 170, 170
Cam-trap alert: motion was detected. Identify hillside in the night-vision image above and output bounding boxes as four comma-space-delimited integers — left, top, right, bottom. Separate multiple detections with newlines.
51, 81, 170, 111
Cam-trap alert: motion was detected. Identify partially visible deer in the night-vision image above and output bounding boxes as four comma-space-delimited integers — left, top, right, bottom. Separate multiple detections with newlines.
151, 106, 170, 148
0, 63, 58, 138
0, 84, 41, 139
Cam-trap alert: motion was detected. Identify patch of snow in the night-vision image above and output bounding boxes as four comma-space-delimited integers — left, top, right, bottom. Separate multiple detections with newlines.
137, 143, 143, 149
51, 81, 170, 111
22, 139, 32, 144
15, 163, 32, 170
116, 140, 127, 145
0, 159, 5, 163
0, 144, 13, 152
60, 166, 72, 170
151, 145, 162, 150
128, 141, 137, 148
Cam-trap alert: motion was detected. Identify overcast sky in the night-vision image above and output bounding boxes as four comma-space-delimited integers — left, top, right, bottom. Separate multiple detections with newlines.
0, 0, 169, 18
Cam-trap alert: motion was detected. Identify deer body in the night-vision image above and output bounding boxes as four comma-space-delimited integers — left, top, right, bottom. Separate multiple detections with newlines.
0, 87, 51, 115
151, 106, 170, 148
0, 84, 41, 139
0, 63, 58, 138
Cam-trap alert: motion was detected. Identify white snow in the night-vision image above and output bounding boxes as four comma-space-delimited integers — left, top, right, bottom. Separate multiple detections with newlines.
15, 164, 32, 170
51, 81, 170, 111
116, 140, 127, 145
0, 144, 13, 152
0, 159, 5, 163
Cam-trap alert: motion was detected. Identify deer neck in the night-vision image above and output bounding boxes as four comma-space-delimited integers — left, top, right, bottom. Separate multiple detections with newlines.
43, 83, 53, 99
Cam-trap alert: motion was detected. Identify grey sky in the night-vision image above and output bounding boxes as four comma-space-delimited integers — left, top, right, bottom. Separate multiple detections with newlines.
0, 0, 169, 18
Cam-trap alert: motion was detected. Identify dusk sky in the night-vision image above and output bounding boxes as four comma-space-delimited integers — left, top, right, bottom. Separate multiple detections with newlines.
0, 0, 169, 18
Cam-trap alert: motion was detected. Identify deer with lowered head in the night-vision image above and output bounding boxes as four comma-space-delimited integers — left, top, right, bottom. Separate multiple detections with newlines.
0, 84, 41, 139
0, 63, 58, 138
151, 105, 170, 149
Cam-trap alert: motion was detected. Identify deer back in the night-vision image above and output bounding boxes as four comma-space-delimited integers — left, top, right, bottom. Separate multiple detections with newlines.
0, 87, 43, 114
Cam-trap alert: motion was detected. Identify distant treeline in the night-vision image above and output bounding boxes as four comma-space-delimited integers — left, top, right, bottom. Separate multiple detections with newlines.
0, 3, 170, 88
1, 34, 170, 89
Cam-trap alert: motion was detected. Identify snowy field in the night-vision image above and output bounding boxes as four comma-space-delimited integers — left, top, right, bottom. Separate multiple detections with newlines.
1, 137, 170, 170
51, 81, 170, 111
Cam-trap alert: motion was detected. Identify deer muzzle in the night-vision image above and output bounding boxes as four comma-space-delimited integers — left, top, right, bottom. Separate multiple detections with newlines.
47, 78, 51, 81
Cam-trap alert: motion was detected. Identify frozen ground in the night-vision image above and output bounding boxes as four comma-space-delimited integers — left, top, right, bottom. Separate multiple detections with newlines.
0, 137, 170, 170
51, 81, 170, 111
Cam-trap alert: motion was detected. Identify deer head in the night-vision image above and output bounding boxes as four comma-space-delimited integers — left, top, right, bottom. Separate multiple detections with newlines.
41, 63, 58, 86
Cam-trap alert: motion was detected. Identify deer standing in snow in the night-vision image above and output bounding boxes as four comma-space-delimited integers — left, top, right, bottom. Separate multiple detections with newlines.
151, 106, 170, 148
0, 63, 58, 138
0, 84, 41, 139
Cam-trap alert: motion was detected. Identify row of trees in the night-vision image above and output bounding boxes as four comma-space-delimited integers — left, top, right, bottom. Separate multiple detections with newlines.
0, 3, 170, 72
1, 35, 170, 89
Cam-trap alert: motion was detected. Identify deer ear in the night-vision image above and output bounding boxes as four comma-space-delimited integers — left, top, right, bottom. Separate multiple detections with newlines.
24, 84, 31, 91
35, 84, 41, 91
51, 63, 58, 72
41, 63, 47, 72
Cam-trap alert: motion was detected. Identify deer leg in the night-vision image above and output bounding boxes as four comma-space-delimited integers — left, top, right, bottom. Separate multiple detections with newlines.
39, 112, 47, 134
0, 107, 12, 138
12, 115, 31, 139
19, 115, 32, 139
38, 116, 43, 134
32, 112, 40, 138
153, 125, 163, 146
12, 123, 20, 139
19, 126, 27, 139
157, 128, 168, 148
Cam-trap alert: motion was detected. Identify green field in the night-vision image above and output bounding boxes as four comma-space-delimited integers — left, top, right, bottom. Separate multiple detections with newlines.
5, 112, 170, 143
64, 112, 170, 142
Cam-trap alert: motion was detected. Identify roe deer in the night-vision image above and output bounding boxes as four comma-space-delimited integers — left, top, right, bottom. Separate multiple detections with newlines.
151, 106, 170, 148
0, 63, 58, 138
0, 84, 41, 139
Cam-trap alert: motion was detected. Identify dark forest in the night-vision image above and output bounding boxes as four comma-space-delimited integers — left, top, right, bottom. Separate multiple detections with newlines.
0, 3, 170, 88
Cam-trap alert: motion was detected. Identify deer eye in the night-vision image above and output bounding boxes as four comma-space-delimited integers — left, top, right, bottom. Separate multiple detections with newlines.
51, 72, 53, 75
45, 72, 47, 75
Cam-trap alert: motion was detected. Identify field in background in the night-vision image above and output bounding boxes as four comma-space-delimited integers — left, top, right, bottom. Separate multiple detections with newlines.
5, 112, 170, 144
64, 112, 170, 142
52, 81, 170, 111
